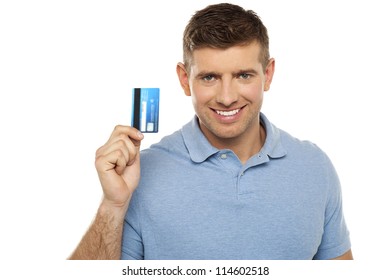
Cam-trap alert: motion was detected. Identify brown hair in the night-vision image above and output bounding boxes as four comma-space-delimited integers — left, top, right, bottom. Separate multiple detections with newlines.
183, 3, 270, 72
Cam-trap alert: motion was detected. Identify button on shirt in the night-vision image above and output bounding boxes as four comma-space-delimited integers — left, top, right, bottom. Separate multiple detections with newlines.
121, 113, 351, 260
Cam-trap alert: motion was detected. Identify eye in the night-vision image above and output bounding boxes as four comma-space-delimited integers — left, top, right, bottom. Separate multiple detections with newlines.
238, 73, 251, 79
202, 75, 215, 82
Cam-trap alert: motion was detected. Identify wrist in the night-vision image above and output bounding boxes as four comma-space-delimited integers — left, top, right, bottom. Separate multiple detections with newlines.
98, 197, 131, 220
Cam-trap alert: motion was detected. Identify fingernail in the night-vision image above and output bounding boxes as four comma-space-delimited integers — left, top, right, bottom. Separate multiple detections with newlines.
137, 132, 144, 139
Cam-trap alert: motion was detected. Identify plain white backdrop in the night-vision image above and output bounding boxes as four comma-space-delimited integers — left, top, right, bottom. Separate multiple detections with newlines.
1, 0, 390, 272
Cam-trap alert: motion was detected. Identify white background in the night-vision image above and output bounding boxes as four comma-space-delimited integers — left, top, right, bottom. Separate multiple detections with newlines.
1, 0, 390, 273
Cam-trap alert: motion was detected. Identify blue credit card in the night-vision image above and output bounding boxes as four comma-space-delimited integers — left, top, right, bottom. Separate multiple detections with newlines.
131, 88, 159, 133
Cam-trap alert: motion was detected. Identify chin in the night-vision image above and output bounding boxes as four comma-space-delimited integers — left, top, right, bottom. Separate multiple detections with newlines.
206, 124, 246, 140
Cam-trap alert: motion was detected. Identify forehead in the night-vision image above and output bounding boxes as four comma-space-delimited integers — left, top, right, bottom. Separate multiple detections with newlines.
189, 41, 263, 73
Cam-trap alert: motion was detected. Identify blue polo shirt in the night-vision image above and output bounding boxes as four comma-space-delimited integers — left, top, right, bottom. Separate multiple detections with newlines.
121, 113, 351, 260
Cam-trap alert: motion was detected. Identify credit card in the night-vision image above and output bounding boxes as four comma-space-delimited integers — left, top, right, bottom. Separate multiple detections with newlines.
131, 88, 159, 133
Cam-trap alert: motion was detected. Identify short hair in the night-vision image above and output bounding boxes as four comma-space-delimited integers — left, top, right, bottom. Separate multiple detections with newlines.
183, 3, 270, 72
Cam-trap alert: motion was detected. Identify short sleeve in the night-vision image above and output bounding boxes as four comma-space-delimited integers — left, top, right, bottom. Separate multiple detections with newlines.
121, 195, 144, 260
313, 154, 351, 259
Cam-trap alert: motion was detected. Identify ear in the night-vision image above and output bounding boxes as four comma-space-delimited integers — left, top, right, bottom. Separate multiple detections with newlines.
263, 58, 275, 92
176, 63, 191, 96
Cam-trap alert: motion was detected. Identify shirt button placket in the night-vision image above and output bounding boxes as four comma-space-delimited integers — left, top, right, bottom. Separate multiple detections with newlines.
236, 168, 246, 196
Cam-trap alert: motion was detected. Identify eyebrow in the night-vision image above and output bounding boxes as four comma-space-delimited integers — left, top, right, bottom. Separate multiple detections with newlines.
233, 69, 259, 76
195, 68, 259, 79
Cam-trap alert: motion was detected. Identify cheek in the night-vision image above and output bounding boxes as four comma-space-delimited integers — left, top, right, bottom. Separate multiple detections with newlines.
188, 86, 204, 112
240, 83, 264, 102
190, 83, 214, 106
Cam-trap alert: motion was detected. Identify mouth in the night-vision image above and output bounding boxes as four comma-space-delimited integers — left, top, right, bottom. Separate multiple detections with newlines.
213, 105, 245, 117
215, 108, 241, 116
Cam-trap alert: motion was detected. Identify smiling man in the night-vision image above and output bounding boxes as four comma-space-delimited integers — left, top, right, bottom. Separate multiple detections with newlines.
69, 3, 352, 260
177, 40, 273, 163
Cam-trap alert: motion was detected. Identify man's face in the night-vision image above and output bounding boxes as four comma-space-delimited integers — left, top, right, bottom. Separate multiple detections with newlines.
177, 41, 275, 147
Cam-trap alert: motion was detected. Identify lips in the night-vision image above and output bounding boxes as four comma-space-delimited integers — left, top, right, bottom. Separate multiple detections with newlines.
213, 104, 246, 117
215, 108, 240, 116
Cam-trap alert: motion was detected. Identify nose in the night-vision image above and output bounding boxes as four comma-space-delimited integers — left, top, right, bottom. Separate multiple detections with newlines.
216, 79, 238, 107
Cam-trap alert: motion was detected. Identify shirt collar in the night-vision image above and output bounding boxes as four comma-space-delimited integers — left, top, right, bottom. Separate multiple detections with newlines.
181, 116, 219, 163
259, 113, 287, 160
181, 113, 287, 163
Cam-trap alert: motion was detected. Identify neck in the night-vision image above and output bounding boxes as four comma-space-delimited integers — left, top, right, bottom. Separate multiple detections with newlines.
202, 122, 266, 164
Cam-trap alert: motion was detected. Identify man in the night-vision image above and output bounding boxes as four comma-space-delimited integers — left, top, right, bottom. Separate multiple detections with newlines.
69, 3, 352, 260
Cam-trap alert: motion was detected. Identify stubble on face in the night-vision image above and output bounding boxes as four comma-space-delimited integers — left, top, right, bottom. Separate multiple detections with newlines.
188, 41, 269, 149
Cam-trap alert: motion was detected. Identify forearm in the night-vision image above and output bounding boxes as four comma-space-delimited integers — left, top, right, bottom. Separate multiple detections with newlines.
68, 201, 127, 260
69, 124, 142, 259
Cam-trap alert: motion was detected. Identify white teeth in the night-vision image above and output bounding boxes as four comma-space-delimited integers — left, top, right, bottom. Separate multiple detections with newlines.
216, 109, 240, 116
